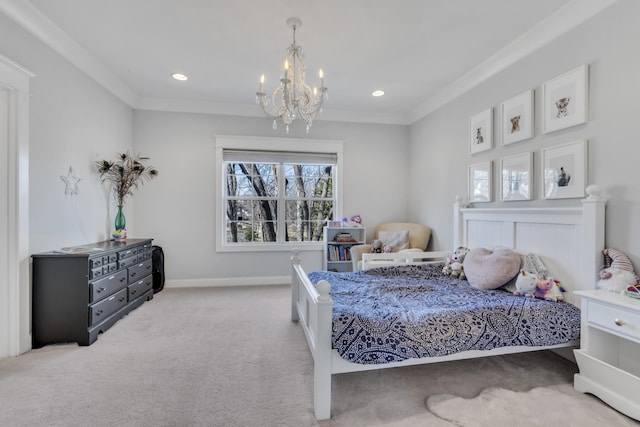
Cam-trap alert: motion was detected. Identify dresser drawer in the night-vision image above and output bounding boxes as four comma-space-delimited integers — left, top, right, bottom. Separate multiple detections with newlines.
587, 300, 640, 341
128, 259, 152, 282
118, 256, 138, 269
118, 247, 138, 260
90, 288, 127, 326
128, 275, 153, 300
90, 270, 128, 303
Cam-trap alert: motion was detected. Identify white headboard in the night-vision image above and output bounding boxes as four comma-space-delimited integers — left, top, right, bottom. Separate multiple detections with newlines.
453, 186, 606, 305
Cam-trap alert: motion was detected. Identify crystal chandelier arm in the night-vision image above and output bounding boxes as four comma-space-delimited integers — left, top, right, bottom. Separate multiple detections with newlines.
255, 17, 327, 133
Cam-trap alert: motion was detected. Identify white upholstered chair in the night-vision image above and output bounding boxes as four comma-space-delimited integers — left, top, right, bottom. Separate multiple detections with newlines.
351, 222, 432, 271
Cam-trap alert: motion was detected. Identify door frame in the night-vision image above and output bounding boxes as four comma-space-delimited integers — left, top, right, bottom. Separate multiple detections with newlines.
0, 53, 33, 356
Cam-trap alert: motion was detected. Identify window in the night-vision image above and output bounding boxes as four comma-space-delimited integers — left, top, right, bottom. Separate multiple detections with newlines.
215, 136, 343, 251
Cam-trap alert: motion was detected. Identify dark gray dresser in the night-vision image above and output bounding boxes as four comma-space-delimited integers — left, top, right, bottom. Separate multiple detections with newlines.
32, 238, 154, 347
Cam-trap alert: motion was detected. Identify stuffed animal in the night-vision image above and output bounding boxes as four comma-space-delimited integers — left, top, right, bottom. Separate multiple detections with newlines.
514, 270, 539, 297
382, 243, 392, 253
442, 246, 469, 280
371, 240, 382, 253
534, 277, 565, 302
514, 270, 565, 302
597, 248, 639, 293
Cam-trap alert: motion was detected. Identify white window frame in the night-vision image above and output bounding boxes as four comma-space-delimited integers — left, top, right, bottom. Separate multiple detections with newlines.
214, 135, 344, 252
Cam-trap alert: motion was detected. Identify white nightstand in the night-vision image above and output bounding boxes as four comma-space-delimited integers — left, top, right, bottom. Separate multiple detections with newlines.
574, 290, 640, 421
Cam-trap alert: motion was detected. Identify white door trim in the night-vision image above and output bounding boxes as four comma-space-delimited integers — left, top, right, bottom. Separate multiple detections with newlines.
0, 52, 33, 356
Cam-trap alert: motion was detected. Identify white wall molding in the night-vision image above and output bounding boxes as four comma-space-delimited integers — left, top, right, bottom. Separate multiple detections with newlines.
135, 97, 410, 126
166, 276, 290, 289
0, 0, 138, 106
409, 0, 619, 123
0, 0, 618, 126
0, 51, 33, 356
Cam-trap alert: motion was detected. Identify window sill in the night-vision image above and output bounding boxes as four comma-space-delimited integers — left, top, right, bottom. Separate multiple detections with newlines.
216, 241, 322, 253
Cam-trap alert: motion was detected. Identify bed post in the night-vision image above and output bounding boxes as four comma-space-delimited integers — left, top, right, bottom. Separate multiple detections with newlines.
452, 195, 466, 250
581, 185, 606, 291
291, 248, 300, 322
314, 280, 333, 420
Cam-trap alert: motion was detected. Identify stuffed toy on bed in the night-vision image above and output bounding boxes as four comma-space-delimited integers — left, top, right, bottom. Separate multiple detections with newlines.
514, 270, 565, 302
513, 270, 539, 298
597, 248, 639, 293
442, 246, 469, 279
534, 277, 565, 302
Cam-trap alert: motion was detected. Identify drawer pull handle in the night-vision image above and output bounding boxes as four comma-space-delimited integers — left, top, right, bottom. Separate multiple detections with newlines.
97, 287, 106, 293
614, 318, 625, 327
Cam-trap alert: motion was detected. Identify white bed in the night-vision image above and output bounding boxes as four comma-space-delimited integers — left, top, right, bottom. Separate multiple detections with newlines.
291, 187, 606, 420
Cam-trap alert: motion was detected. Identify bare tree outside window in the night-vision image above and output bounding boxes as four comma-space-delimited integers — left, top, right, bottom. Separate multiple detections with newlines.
224, 161, 334, 244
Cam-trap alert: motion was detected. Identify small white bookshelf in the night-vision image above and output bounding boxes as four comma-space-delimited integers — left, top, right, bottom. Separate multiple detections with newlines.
323, 226, 366, 272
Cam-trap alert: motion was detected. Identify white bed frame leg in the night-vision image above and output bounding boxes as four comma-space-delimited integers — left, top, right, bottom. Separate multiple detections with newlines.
314, 280, 333, 420
290, 249, 300, 322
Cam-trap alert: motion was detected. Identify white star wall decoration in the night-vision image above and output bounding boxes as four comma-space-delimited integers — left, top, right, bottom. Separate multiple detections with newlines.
61, 166, 81, 195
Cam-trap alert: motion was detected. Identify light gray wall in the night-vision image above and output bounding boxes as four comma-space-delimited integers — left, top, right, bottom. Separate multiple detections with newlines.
0, 12, 133, 254
132, 111, 409, 282
409, 0, 640, 268
3, 0, 639, 285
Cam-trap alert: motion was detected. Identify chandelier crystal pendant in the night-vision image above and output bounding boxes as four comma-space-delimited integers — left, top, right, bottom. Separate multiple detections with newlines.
256, 17, 328, 134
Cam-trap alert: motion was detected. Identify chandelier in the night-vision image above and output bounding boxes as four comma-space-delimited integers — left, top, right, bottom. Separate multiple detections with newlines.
256, 17, 328, 134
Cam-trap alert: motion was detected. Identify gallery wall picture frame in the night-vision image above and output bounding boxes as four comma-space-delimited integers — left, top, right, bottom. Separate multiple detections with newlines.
502, 90, 534, 145
500, 152, 532, 201
469, 108, 493, 154
542, 139, 587, 199
542, 64, 589, 134
468, 161, 492, 203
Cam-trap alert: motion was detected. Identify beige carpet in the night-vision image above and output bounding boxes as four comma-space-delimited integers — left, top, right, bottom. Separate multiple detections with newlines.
427, 385, 637, 427
0, 285, 636, 426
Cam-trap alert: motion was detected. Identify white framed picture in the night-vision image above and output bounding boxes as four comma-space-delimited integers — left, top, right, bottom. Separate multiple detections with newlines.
502, 90, 534, 145
469, 108, 493, 154
542, 139, 587, 199
542, 64, 589, 134
468, 161, 492, 203
500, 152, 532, 201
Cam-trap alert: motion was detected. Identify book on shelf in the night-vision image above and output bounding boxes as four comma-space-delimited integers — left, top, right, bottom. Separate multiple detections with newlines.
333, 232, 357, 243
327, 245, 352, 262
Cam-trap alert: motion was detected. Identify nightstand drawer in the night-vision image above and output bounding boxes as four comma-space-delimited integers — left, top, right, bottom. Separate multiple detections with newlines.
587, 300, 640, 341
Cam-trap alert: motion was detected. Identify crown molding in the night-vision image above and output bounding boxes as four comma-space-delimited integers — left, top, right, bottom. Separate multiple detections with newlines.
408, 0, 619, 123
0, 0, 138, 105
2, 0, 618, 126
135, 97, 410, 125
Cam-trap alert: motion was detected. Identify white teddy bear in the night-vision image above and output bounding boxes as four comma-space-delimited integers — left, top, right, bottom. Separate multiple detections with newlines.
442, 246, 469, 280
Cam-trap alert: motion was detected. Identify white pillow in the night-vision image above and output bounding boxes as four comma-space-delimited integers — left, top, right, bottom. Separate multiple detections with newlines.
378, 230, 410, 252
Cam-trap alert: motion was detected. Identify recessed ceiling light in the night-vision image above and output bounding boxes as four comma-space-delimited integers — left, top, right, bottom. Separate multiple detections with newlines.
172, 73, 188, 81
372, 90, 385, 97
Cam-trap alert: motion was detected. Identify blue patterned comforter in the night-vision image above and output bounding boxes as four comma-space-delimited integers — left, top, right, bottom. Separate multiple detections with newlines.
307, 263, 581, 365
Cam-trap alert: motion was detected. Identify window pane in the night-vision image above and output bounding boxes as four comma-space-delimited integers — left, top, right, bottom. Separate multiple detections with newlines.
285, 164, 333, 198
222, 155, 336, 245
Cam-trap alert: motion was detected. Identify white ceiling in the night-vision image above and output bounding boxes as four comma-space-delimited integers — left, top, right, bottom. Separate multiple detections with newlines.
2, 1, 617, 124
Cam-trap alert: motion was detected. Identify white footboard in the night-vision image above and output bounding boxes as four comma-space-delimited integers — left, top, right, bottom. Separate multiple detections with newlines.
290, 249, 333, 420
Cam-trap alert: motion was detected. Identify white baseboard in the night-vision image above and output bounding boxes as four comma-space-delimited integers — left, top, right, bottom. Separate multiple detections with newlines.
165, 275, 290, 288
